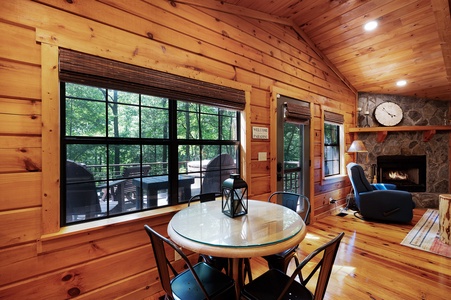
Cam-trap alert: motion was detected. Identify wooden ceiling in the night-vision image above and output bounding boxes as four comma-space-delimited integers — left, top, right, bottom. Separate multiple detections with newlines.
217, 0, 451, 100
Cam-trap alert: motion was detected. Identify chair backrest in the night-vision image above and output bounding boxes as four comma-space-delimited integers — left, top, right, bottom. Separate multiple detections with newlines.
347, 163, 373, 210
280, 232, 345, 300
347, 163, 373, 193
201, 154, 236, 194
144, 225, 211, 300
268, 191, 311, 224
120, 165, 151, 199
65, 160, 101, 220
188, 192, 219, 206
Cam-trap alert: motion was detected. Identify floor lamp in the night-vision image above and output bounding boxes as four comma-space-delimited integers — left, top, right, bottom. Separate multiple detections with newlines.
346, 140, 368, 210
347, 140, 368, 164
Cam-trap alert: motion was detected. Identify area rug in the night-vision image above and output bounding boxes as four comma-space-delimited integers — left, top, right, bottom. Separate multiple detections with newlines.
400, 209, 451, 258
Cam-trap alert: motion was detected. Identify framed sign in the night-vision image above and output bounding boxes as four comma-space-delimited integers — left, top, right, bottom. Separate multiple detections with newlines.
252, 126, 269, 139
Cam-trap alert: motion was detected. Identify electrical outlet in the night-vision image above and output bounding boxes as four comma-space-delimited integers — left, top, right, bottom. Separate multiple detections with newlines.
258, 152, 267, 161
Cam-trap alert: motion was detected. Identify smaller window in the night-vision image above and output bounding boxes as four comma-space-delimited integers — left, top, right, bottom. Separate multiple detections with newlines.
324, 122, 341, 176
323, 111, 344, 178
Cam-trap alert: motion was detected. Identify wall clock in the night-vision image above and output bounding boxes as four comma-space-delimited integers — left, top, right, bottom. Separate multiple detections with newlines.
374, 102, 403, 126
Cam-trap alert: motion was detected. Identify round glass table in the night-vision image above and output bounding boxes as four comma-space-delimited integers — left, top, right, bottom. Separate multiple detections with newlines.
168, 199, 307, 296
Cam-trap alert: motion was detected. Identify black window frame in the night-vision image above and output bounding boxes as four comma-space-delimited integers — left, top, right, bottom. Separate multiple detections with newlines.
59, 49, 244, 226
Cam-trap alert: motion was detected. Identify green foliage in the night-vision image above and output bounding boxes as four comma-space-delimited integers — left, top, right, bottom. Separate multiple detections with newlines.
64, 83, 238, 176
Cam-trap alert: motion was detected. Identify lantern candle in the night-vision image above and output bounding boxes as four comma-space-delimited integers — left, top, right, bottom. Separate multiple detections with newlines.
222, 174, 248, 218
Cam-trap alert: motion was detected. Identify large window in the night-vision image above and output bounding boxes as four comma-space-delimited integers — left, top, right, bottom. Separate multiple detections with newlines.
60, 50, 243, 225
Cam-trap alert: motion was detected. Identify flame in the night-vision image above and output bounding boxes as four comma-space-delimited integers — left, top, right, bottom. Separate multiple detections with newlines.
388, 171, 408, 180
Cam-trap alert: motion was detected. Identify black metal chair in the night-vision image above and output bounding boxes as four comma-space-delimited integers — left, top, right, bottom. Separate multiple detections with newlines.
242, 232, 345, 300
188, 193, 253, 285
263, 191, 311, 273
144, 225, 236, 300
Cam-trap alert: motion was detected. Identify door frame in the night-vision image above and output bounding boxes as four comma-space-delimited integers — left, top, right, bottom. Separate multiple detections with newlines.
270, 87, 315, 219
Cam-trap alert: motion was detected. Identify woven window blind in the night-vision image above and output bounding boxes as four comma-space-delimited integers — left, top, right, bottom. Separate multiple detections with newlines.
59, 49, 245, 110
324, 111, 344, 124
284, 102, 311, 124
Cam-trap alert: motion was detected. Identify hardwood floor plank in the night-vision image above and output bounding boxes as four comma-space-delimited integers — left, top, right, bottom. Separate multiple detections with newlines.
249, 208, 451, 299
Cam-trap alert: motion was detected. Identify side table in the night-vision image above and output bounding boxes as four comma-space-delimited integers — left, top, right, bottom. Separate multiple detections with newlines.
439, 194, 451, 244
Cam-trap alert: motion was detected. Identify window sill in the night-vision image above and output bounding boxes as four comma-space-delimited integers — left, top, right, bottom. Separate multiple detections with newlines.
38, 204, 187, 253
322, 174, 347, 183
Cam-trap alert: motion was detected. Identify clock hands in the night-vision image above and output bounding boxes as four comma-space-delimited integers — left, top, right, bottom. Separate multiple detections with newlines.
382, 107, 396, 118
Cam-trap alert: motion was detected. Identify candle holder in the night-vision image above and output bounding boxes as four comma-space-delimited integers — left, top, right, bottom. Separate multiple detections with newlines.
222, 174, 248, 218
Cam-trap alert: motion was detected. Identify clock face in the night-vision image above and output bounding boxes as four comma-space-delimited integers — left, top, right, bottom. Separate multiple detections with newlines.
374, 102, 403, 126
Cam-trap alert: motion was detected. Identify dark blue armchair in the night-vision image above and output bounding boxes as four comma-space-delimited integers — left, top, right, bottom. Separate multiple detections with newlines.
347, 163, 415, 223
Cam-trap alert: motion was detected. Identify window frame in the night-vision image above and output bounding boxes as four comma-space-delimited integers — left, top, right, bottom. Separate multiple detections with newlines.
61, 83, 241, 226
40, 44, 251, 234
322, 109, 345, 181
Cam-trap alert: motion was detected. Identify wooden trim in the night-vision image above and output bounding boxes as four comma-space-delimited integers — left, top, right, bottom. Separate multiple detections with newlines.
321, 105, 346, 184
350, 126, 451, 142
38, 41, 252, 235
269, 86, 315, 221
40, 42, 60, 234
241, 90, 252, 194
269, 88, 278, 194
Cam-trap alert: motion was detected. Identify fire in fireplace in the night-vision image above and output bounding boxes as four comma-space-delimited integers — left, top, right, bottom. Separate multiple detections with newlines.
377, 155, 426, 192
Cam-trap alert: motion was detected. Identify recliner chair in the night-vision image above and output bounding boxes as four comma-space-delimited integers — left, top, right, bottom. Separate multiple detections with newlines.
347, 163, 415, 223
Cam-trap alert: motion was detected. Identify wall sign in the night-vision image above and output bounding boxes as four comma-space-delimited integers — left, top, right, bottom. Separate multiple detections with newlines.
252, 126, 269, 139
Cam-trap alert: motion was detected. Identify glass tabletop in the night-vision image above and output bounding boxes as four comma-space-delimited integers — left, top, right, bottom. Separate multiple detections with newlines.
170, 200, 304, 248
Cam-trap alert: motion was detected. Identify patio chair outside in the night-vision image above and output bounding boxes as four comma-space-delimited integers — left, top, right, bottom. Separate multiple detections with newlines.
201, 153, 236, 194
65, 160, 102, 222
102, 165, 151, 210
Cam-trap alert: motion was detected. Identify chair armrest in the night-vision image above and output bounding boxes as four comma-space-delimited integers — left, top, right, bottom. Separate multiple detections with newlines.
371, 183, 397, 190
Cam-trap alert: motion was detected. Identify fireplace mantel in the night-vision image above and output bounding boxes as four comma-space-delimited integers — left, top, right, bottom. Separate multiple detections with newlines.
349, 125, 451, 142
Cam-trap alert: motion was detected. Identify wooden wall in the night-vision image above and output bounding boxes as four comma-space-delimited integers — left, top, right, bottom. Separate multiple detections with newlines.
0, 0, 356, 298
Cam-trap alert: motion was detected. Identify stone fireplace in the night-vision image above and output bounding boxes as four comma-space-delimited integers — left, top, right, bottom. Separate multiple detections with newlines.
356, 93, 450, 208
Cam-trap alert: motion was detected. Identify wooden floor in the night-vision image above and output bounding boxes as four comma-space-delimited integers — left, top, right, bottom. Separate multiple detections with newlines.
248, 208, 451, 300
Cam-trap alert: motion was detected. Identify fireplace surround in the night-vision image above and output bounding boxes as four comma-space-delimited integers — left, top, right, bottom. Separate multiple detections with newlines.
377, 155, 426, 192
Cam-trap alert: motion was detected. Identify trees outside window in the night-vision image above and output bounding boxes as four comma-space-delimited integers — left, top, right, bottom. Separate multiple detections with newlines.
62, 82, 240, 225
324, 122, 341, 176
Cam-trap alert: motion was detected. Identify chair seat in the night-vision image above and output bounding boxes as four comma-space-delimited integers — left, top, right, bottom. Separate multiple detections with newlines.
171, 262, 235, 300
241, 269, 313, 300
262, 246, 298, 271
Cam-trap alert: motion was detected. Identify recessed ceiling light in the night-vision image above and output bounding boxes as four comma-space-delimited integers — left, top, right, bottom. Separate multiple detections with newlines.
364, 21, 378, 31
396, 80, 407, 87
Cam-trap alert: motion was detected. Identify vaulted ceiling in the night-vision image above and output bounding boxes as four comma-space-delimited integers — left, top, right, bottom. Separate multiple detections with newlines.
218, 0, 451, 101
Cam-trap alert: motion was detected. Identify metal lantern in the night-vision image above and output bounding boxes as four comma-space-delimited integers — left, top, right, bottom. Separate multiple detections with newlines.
222, 174, 248, 218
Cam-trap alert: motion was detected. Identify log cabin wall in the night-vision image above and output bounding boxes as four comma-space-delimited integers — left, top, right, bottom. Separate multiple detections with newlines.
0, 0, 355, 298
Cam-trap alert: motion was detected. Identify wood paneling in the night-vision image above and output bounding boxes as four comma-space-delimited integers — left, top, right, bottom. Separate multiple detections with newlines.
221, 0, 451, 100
0, 0, 370, 298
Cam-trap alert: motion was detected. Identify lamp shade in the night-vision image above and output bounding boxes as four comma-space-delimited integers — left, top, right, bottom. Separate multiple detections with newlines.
347, 140, 367, 153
